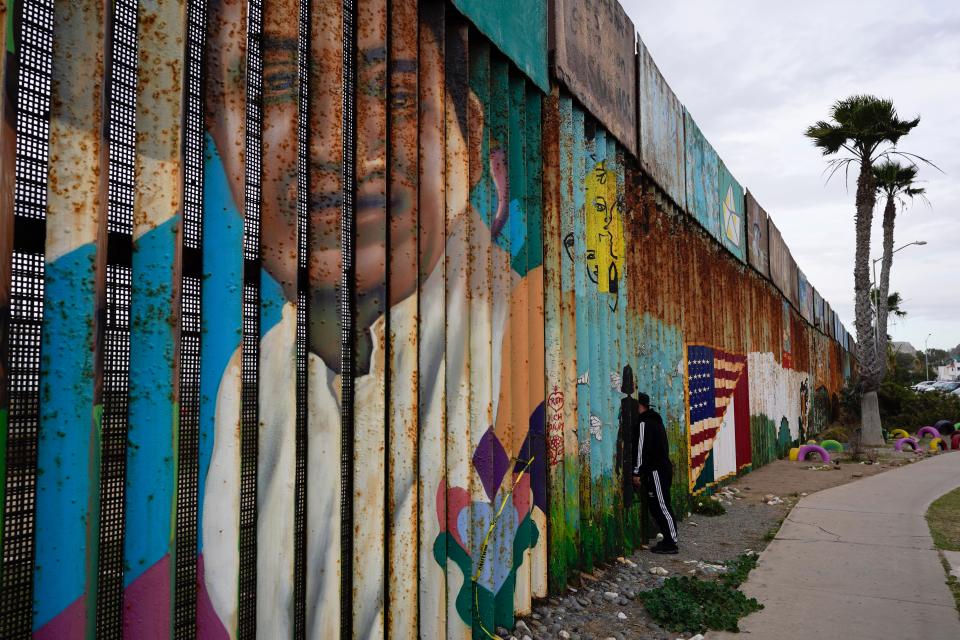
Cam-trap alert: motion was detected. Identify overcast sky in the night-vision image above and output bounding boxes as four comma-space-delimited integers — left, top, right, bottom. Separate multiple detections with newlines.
620, 0, 960, 352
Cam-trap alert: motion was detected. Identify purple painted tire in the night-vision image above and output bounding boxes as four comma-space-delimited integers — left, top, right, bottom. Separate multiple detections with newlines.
797, 444, 830, 463
894, 437, 919, 452
916, 426, 941, 440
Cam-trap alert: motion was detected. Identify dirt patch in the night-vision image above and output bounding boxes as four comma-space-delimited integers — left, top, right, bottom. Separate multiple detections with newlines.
513, 449, 931, 640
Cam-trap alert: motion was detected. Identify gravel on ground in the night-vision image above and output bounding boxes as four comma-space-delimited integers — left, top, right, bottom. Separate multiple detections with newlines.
506, 449, 933, 640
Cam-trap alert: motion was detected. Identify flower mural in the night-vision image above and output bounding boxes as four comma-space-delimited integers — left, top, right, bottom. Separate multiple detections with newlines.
433, 411, 545, 636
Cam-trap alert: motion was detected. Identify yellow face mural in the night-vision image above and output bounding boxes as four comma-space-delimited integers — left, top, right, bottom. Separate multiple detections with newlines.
584, 160, 624, 296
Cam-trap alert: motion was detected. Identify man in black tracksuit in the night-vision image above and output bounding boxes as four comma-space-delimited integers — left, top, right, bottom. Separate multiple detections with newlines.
629, 392, 679, 554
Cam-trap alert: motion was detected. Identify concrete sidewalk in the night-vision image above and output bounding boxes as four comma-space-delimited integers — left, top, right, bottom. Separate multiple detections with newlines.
711, 452, 960, 640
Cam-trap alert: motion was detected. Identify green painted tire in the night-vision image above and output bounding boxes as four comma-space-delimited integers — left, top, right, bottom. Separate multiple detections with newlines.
820, 439, 843, 453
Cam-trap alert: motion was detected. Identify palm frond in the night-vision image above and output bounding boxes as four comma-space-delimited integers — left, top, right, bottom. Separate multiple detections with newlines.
882, 150, 944, 173
804, 121, 849, 155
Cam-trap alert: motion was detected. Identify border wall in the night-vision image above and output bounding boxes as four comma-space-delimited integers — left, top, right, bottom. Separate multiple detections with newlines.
0, 0, 855, 636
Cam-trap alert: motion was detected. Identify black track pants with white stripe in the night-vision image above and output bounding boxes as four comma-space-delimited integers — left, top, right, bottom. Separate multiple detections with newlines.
644, 466, 678, 545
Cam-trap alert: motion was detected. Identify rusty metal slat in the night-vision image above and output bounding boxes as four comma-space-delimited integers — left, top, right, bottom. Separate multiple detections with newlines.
386, 0, 419, 637
352, 0, 388, 635
416, 1, 447, 636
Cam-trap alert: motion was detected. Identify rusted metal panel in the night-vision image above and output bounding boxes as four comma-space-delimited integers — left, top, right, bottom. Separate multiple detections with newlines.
387, 0, 419, 637
506, 69, 532, 617
32, 1, 104, 635
550, 0, 637, 156
123, 0, 186, 634
199, 0, 251, 636
684, 110, 720, 241
786, 250, 800, 310
450, 0, 549, 93
637, 37, 685, 209
416, 3, 447, 638
745, 191, 769, 278
525, 89, 548, 600
812, 287, 824, 332
718, 159, 746, 263
798, 269, 814, 324
442, 16, 474, 640
468, 34, 496, 635
767, 217, 790, 301
542, 86, 581, 594
353, 0, 389, 635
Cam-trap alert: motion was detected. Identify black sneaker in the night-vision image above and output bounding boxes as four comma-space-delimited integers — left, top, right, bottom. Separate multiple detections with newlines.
650, 542, 679, 555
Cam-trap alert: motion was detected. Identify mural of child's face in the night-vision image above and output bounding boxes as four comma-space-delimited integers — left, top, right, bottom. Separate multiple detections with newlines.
207, 0, 463, 316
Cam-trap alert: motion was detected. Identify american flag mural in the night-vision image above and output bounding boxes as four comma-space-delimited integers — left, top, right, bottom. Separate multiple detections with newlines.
687, 345, 751, 493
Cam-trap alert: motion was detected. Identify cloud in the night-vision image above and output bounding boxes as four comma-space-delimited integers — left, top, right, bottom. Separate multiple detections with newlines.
621, 0, 960, 349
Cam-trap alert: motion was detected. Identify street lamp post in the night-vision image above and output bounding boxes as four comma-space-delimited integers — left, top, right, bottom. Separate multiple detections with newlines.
870, 240, 927, 346
925, 333, 932, 381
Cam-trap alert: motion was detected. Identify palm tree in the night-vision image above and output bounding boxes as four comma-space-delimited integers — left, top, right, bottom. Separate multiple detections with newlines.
873, 161, 926, 378
805, 95, 919, 446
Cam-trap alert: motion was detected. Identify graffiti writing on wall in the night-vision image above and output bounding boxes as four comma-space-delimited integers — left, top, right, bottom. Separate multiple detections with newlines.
547, 385, 565, 466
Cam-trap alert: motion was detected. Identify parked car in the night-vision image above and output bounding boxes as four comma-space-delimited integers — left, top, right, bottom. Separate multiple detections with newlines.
912, 380, 937, 391
951, 386, 960, 398
930, 380, 960, 394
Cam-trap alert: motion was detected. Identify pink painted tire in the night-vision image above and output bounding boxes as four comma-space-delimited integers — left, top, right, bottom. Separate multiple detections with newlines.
951, 433, 960, 451
894, 437, 919, 452
797, 444, 830, 463
916, 426, 941, 440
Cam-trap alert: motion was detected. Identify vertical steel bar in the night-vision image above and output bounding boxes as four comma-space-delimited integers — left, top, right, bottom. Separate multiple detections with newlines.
238, 0, 263, 635
0, 0, 54, 634
339, 0, 356, 636
293, 0, 310, 635
93, 0, 138, 634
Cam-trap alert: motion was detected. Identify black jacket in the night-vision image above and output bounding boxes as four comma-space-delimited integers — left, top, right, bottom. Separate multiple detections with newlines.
628, 408, 671, 476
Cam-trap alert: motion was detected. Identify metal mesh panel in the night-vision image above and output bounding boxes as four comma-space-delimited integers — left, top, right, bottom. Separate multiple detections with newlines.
95, 2, 139, 634
173, 1, 207, 637
293, 0, 310, 636
340, 0, 357, 636
238, 0, 263, 636
0, 0, 54, 634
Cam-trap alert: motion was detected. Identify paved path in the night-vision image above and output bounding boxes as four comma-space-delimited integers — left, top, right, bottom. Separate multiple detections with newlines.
712, 452, 960, 640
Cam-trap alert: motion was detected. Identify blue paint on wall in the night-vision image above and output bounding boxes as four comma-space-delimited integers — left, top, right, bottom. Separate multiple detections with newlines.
33, 243, 96, 630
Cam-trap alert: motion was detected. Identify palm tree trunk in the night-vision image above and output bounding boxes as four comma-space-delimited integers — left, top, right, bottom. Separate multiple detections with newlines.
853, 157, 883, 445
876, 195, 896, 381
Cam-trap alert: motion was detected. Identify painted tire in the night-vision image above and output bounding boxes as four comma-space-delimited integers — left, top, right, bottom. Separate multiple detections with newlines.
894, 437, 919, 452
797, 444, 830, 463
935, 421, 956, 436
929, 438, 944, 451
951, 433, 960, 451
890, 428, 910, 440
916, 426, 941, 440
820, 439, 844, 453
789, 447, 799, 461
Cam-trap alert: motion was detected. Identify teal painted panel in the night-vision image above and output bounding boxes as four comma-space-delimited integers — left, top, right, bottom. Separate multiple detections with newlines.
452, 0, 549, 93
684, 110, 720, 240
717, 159, 746, 263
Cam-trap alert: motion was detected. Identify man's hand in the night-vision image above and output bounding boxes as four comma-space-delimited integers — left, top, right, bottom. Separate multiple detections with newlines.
631, 476, 641, 488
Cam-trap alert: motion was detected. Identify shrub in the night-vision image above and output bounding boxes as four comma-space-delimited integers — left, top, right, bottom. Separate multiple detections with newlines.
692, 498, 726, 517
878, 382, 960, 431
640, 553, 762, 633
